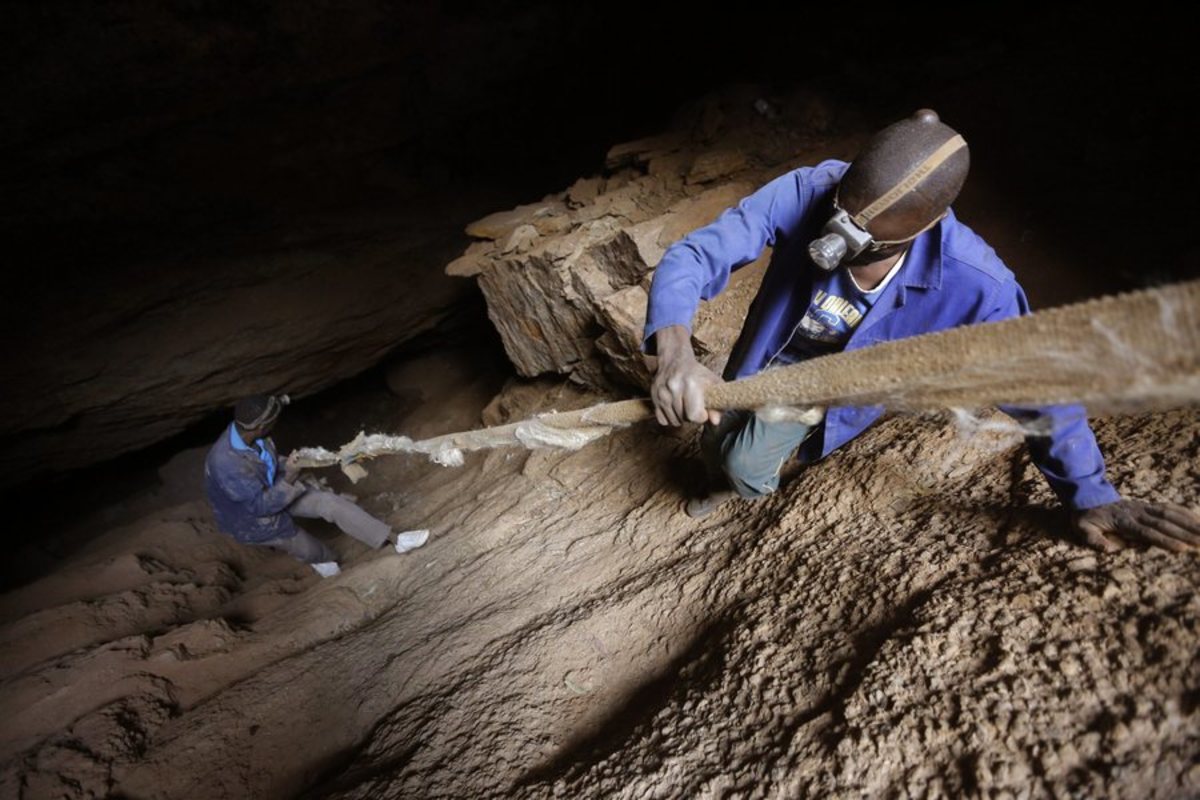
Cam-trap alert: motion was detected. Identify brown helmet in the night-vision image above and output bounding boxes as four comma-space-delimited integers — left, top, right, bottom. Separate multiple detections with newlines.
839, 109, 970, 243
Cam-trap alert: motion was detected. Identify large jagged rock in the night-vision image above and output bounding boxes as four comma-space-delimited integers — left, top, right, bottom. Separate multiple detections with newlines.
447, 85, 851, 391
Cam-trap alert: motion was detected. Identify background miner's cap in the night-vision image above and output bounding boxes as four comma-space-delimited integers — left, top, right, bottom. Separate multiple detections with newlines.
234, 394, 288, 428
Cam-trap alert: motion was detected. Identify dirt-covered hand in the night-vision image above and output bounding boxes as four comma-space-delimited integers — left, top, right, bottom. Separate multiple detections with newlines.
649, 324, 723, 427
1072, 500, 1200, 553
283, 451, 304, 483
651, 351, 723, 427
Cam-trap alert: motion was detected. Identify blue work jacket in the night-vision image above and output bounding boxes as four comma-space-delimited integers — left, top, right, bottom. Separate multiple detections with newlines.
204, 423, 306, 543
644, 159, 1121, 511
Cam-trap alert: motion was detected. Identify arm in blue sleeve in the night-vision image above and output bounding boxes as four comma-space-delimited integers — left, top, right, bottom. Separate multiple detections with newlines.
984, 281, 1122, 510
642, 170, 811, 355
218, 464, 306, 516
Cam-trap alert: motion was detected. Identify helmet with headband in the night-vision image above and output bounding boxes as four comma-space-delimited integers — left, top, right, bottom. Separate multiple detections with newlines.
234, 393, 291, 432
808, 109, 970, 271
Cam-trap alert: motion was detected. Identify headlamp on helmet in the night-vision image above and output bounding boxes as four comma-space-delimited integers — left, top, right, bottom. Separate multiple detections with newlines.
808, 205, 873, 271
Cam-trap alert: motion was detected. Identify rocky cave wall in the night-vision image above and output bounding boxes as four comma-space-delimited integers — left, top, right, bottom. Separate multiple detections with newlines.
445, 86, 845, 392
0, 1, 744, 490
5, 4, 1196, 493
2, 7, 1199, 799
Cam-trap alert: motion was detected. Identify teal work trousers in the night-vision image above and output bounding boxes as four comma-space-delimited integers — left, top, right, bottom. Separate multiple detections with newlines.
700, 409, 818, 499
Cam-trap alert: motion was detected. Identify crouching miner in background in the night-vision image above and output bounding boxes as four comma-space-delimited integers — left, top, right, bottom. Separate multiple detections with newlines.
204, 394, 428, 577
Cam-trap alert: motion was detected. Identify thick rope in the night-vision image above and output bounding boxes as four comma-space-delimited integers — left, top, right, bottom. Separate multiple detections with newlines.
294, 279, 1200, 476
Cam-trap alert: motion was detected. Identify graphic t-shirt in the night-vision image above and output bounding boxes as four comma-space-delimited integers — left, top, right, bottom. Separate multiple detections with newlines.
767, 252, 906, 368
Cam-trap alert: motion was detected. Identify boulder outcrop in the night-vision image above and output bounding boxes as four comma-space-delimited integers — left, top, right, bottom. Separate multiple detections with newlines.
448, 87, 852, 391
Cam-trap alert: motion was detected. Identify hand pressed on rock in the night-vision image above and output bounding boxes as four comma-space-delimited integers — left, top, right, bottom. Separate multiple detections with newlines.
1072, 500, 1200, 553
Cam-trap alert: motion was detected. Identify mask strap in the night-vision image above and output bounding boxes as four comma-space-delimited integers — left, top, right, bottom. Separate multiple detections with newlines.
850, 134, 967, 227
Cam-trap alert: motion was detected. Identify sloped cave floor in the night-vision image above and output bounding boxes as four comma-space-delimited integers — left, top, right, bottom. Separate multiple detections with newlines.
6, 6, 1200, 796
1, 297, 1198, 799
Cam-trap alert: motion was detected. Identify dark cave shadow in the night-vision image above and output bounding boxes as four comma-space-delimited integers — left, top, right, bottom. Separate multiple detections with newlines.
513, 611, 738, 791
945, 497, 1179, 557
913, 444, 1089, 553
806, 579, 945, 746
661, 439, 709, 501
619, 422, 709, 505
935, 499, 1082, 551
299, 735, 423, 800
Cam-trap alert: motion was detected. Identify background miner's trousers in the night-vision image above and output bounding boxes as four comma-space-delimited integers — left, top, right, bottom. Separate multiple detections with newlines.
252, 490, 392, 563
700, 410, 817, 499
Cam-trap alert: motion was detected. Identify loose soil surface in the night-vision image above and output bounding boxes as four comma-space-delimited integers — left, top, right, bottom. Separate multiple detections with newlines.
1, 356, 1196, 799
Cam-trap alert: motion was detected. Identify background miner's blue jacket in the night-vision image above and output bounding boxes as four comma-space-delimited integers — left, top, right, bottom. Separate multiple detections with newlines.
205, 423, 306, 542
643, 159, 1121, 511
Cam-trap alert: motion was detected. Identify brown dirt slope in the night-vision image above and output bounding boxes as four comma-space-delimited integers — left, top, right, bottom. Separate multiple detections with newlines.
1, 385, 1196, 798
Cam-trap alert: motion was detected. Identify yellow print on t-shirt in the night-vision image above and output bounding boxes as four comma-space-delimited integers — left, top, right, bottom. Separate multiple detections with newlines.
812, 289, 863, 327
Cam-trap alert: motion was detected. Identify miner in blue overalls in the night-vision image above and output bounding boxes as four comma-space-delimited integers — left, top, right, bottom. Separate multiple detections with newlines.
644, 109, 1200, 552
204, 394, 429, 577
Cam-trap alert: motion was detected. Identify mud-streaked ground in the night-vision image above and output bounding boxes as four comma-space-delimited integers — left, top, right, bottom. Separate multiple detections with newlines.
1, 367, 1196, 798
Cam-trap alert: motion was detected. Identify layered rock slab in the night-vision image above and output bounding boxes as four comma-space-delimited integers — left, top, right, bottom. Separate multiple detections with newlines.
448, 87, 851, 391
0, 222, 468, 489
